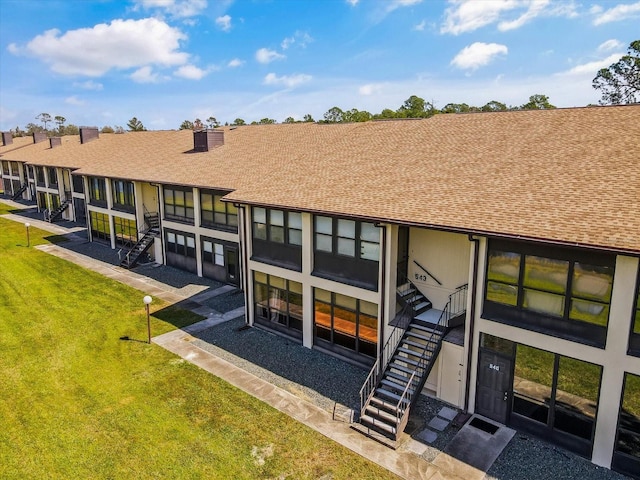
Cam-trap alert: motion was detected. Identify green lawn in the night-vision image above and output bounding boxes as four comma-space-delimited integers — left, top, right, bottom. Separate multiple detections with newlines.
0, 215, 399, 480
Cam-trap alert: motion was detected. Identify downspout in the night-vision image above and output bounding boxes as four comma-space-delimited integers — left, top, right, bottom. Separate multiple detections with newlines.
235, 204, 250, 326
375, 223, 387, 374
464, 234, 480, 412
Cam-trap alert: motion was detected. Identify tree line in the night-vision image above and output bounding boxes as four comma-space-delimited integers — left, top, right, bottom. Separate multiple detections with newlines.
7, 40, 638, 136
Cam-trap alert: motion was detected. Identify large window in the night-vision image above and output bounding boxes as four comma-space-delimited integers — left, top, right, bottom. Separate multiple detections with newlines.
512, 344, 602, 458
630, 273, 640, 356
254, 272, 303, 338
164, 230, 197, 273
484, 240, 614, 347
1, 161, 8, 175
251, 207, 302, 270
313, 216, 380, 290
72, 175, 84, 193
10, 162, 20, 176
112, 179, 135, 212
314, 288, 378, 362
47, 167, 58, 187
200, 190, 238, 231
88, 177, 107, 206
613, 373, 640, 478
89, 211, 110, 242
163, 186, 194, 223
36, 166, 45, 186
113, 216, 137, 247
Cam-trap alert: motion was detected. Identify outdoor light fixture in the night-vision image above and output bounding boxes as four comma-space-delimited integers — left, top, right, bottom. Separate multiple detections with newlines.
24, 222, 30, 247
143, 295, 152, 344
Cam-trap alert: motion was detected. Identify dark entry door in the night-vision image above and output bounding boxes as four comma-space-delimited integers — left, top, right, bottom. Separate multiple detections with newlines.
225, 247, 239, 287
476, 349, 512, 423
397, 226, 409, 286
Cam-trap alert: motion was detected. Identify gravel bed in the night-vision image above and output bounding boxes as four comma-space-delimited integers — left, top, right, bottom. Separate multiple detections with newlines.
200, 289, 245, 313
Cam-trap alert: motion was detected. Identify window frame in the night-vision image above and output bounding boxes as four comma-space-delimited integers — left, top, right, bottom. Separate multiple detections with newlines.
253, 272, 303, 338
251, 206, 302, 271
88, 176, 107, 207
163, 185, 195, 224
111, 179, 136, 212
89, 210, 110, 243
199, 189, 238, 232
628, 271, 640, 356
483, 239, 615, 348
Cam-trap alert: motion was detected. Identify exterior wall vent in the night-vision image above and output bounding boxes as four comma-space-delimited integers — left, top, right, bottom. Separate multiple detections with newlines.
33, 132, 48, 144
1, 132, 12, 146
80, 126, 99, 144
193, 129, 224, 152
50, 137, 62, 148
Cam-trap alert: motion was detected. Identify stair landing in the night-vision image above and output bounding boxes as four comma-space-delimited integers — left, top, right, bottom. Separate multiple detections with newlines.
414, 308, 442, 325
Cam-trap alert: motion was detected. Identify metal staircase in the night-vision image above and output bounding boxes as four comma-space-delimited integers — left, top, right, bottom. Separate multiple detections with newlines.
119, 212, 159, 269
11, 183, 28, 200
45, 198, 71, 222
355, 281, 467, 447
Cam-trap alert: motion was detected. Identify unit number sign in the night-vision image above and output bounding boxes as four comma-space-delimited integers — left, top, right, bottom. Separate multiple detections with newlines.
488, 363, 501, 372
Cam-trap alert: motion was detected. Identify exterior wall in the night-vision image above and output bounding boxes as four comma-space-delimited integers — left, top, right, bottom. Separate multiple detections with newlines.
467, 236, 640, 469
409, 229, 471, 310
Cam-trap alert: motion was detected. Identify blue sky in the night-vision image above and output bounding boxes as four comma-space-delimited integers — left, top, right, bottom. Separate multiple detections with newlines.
1, 0, 639, 130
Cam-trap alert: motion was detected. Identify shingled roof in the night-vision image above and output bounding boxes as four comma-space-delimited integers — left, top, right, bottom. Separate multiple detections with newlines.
2, 105, 639, 253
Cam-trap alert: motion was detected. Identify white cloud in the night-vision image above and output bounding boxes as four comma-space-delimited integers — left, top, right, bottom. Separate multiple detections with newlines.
216, 15, 232, 32
281, 31, 313, 50
598, 39, 624, 52
73, 80, 104, 91
65, 95, 86, 106
131, 66, 160, 83
441, 0, 577, 35
593, 1, 640, 25
13, 18, 189, 77
346, 0, 359, 5
255, 48, 286, 64
451, 42, 508, 70
413, 20, 426, 31
134, 0, 208, 18
174, 64, 209, 80
556, 53, 622, 76
228, 58, 244, 68
263, 73, 312, 88
359, 83, 384, 95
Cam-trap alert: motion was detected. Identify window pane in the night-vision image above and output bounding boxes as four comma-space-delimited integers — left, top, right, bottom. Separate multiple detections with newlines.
215, 253, 224, 266
337, 219, 355, 238
228, 203, 238, 215
486, 281, 518, 306
316, 233, 332, 252
360, 301, 378, 317
524, 256, 568, 294
569, 299, 609, 326
177, 235, 185, 246
572, 263, 613, 303
201, 194, 213, 211
360, 241, 379, 261
289, 281, 303, 295
513, 344, 553, 425
254, 207, 266, 223
335, 293, 357, 310
337, 238, 355, 256
616, 373, 640, 458
289, 228, 302, 246
214, 212, 227, 224
315, 288, 331, 303
270, 209, 284, 226
203, 240, 213, 252
270, 225, 285, 243
359, 312, 378, 345
185, 191, 194, 208
186, 237, 195, 248
214, 195, 226, 213
254, 271, 267, 284
214, 243, 223, 255
523, 289, 565, 317
334, 306, 356, 335
554, 356, 601, 440
167, 232, 175, 243
270, 275, 286, 290
488, 251, 521, 283
360, 223, 379, 242
288, 212, 302, 229
315, 216, 332, 235
254, 223, 267, 240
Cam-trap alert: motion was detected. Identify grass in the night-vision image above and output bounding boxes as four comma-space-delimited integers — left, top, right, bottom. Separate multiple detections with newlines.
0, 215, 399, 480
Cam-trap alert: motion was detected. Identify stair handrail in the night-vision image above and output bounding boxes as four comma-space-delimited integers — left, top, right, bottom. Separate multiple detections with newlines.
412, 260, 442, 285
392, 283, 468, 434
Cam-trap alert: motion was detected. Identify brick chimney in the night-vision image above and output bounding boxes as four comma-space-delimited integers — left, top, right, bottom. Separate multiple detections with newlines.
50, 137, 62, 148
80, 126, 99, 144
193, 129, 224, 152
1, 132, 12, 146
33, 132, 47, 143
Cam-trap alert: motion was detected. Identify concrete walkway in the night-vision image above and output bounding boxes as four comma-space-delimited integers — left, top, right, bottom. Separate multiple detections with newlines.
1, 200, 487, 480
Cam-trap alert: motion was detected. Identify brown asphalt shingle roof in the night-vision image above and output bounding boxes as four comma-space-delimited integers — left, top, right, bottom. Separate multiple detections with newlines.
2, 105, 639, 253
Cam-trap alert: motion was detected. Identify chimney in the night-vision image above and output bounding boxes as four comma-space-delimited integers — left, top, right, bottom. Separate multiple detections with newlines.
1, 132, 12, 146
80, 126, 99, 144
33, 132, 47, 143
193, 129, 224, 152
50, 137, 62, 148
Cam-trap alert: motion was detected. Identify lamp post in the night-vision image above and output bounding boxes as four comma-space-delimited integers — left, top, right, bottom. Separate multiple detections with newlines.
24, 222, 30, 247
143, 295, 152, 344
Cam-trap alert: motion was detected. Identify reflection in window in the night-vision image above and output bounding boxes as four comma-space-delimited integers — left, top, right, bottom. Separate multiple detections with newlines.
252, 207, 301, 246
200, 190, 238, 230
313, 216, 380, 261
113, 216, 137, 246
164, 186, 194, 222
89, 211, 110, 242
486, 251, 520, 306
513, 344, 553, 425
615, 373, 640, 461
254, 272, 302, 332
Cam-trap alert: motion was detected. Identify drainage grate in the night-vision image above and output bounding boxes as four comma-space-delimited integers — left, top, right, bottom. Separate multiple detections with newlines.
469, 417, 499, 435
